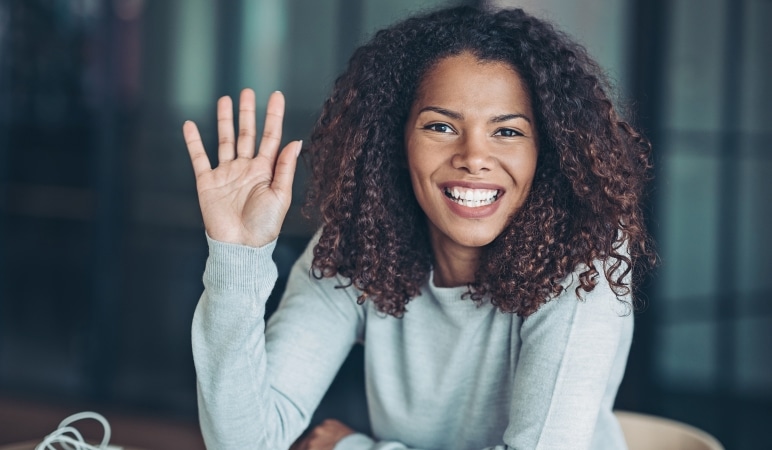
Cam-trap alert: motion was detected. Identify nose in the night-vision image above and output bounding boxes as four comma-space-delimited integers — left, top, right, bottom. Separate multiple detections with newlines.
451, 133, 493, 174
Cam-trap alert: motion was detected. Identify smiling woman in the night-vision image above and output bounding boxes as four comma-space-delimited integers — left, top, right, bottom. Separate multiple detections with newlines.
185, 5, 655, 450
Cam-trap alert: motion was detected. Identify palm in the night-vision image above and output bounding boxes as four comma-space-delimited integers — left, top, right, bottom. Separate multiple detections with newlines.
183, 89, 301, 248
195, 157, 282, 244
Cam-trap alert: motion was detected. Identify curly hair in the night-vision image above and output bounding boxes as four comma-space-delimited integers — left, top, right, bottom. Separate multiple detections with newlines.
304, 5, 656, 317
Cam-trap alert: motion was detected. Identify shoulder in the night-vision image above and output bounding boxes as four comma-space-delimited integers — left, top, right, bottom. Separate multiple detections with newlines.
282, 229, 365, 315
522, 257, 634, 334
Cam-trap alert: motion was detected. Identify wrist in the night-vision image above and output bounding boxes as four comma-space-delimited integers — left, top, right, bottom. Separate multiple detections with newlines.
206, 228, 276, 249
333, 433, 375, 450
203, 233, 278, 293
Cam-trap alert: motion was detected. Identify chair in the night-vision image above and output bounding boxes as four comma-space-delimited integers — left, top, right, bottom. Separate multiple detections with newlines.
614, 410, 724, 450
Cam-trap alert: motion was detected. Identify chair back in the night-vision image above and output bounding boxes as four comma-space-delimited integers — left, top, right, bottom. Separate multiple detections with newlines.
614, 411, 724, 450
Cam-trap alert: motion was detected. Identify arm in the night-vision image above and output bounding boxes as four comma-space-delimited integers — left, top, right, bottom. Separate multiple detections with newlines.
185, 89, 338, 448
192, 237, 277, 448
503, 267, 632, 450
193, 233, 364, 449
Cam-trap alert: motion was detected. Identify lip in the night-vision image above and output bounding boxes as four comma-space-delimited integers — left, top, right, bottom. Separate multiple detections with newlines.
439, 181, 505, 219
439, 181, 506, 192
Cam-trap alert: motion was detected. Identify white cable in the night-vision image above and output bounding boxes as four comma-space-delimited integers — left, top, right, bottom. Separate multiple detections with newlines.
35, 411, 121, 450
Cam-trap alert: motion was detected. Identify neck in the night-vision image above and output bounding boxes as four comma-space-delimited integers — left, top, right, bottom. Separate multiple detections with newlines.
429, 227, 481, 288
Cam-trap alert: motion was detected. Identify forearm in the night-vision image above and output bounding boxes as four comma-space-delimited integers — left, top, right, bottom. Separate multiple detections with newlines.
335, 434, 512, 450
192, 236, 298, 448
192, 233, 366, 449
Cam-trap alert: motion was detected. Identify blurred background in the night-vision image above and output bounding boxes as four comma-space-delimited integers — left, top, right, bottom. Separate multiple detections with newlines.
0, 0, 769, 448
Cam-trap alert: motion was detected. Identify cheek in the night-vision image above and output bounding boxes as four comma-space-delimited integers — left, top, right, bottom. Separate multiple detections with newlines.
522, 159, 538, 183
405, 151, 424, 200
406, 153, 442, 216
406, 146, 435, 187
513, 149, 539, 182
408, 165, 431, 207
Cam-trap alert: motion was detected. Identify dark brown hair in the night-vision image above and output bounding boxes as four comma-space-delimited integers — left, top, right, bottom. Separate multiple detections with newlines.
304, 6, 656, 317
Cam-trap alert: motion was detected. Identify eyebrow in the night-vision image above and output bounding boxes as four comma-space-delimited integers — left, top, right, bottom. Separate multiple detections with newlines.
418, 106, 463, 120
491, 113, 532, 124
417, 106, 532, 124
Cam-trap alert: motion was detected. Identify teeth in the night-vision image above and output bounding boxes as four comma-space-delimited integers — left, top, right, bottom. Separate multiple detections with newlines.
444, 187, 499, 208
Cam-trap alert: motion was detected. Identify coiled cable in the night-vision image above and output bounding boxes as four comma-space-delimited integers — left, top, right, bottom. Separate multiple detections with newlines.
35, 411, 119, 450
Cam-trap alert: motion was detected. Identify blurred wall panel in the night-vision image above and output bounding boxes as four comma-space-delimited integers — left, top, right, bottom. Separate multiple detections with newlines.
240, 0, 288, 104
0, 0, 105, 400
657, 0, 772, 400
171, 0, 216, 116
734, 0, 772, 399
650, 0, 771, 447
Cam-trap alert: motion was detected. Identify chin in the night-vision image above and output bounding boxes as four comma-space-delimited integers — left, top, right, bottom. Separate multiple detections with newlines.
448, 228, 503, 249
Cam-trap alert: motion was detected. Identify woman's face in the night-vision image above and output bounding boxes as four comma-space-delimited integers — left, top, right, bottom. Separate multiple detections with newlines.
405, 52, 538, 252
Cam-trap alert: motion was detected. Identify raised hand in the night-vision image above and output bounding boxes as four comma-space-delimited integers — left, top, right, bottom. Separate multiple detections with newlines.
183, 89, 302, 248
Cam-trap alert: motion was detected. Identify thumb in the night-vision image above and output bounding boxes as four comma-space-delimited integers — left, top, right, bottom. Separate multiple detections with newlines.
272, 140, 302, 194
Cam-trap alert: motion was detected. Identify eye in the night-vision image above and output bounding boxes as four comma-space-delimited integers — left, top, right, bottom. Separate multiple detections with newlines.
494, 128, 523, 137
424, 123, 455, 133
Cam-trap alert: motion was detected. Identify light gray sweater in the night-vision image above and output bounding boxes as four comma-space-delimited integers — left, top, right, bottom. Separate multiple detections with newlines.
192, 233, 632, 450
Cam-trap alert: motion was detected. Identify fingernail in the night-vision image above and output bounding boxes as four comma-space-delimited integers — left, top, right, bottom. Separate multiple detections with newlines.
296, 140, 303, 157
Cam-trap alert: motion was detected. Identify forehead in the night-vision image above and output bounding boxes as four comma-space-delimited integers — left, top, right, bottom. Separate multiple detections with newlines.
414, 52, 532, 111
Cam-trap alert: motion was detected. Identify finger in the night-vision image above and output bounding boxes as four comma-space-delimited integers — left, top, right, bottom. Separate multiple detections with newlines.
182, 121, 212, 178
271, 140, 302, 194
236, 88, 257, 158
256, 91, 285, 164
217, 95, 236, 162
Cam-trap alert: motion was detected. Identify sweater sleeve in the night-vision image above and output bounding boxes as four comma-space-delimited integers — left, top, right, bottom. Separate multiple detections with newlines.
503, 266, 633, 450
335, 435, 512, 450
192, 234, 365, 450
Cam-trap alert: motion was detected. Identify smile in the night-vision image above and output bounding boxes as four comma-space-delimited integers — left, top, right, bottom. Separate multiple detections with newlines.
444, 187, 500, 208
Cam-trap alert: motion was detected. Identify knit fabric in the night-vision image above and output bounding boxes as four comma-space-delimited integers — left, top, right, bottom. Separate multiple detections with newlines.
192, 233, 632, 449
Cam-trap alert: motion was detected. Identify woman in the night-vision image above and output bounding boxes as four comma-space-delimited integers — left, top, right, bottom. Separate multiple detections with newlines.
184, 6, 654, 450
